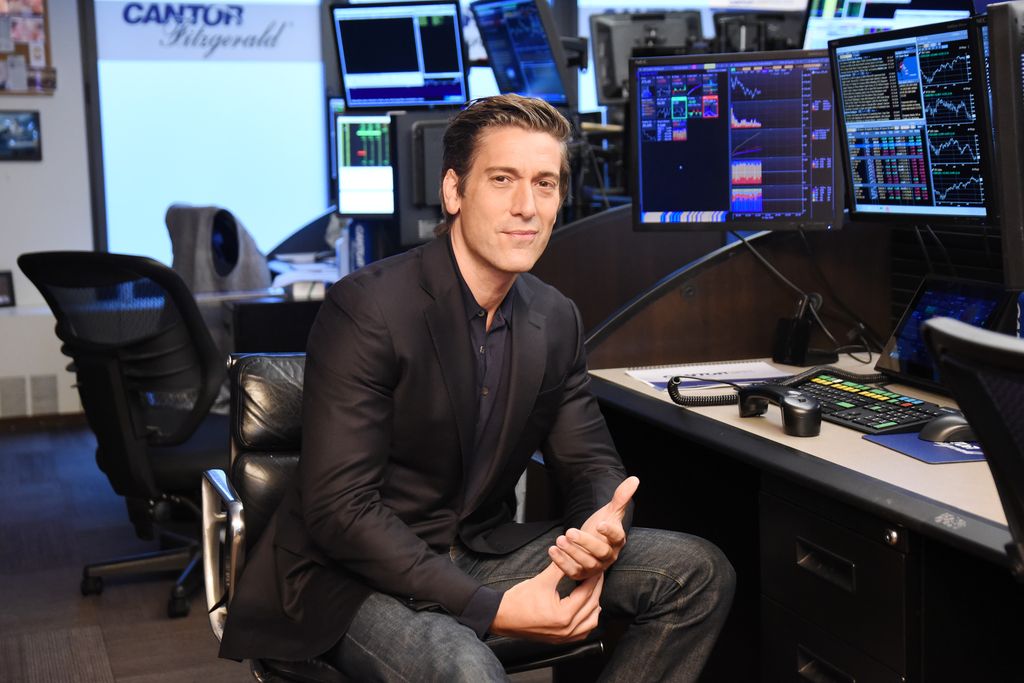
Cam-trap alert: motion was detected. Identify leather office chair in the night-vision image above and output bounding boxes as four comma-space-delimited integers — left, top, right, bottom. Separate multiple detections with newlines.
18, 251, 229, 617
203, 353, 605, 682
922, 317, 1024, 580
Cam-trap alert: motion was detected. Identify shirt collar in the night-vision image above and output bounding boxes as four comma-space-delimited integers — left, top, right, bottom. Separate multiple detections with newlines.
447, 238, 515, 327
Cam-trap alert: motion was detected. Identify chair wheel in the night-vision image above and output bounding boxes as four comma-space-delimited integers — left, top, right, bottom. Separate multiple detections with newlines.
168, 596, 190, 618
81, 576, 103, 596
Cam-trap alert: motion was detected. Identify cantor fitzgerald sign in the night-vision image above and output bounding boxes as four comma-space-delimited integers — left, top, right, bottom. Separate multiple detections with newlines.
94, 2, 320, 61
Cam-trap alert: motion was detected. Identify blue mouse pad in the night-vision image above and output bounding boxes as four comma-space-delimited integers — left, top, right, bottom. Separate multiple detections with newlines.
864, 432, 986, 464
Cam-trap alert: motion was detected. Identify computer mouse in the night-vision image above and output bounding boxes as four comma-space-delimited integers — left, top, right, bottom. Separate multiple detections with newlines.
918, 413, 977, 443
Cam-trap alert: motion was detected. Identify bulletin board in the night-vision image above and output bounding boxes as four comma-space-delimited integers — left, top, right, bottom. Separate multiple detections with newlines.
0, 0, 55, 94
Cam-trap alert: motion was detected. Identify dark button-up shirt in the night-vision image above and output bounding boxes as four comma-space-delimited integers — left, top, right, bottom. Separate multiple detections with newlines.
460, 276, 514, 499
450, 246, 515, 637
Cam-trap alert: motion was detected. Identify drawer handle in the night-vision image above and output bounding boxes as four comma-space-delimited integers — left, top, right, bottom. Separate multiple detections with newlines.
795, 536, 856, 593
797, 644, 855, 683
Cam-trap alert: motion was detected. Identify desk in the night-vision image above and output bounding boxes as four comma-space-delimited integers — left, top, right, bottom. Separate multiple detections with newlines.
589, 361, 1023, 682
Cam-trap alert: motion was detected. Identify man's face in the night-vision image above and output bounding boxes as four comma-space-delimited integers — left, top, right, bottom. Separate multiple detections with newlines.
443, 126, 563, 284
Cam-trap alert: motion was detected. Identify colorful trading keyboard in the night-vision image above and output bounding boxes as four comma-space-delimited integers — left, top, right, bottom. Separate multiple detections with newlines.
789, 371, 951, 434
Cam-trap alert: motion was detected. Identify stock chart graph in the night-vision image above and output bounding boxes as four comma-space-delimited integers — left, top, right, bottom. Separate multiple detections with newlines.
834, 25, 989, 218
727, 67, 811, 216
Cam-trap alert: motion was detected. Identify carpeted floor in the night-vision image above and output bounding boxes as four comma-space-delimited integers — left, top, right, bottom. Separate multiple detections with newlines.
0, 425, 551, 682
0, 427, 248, 682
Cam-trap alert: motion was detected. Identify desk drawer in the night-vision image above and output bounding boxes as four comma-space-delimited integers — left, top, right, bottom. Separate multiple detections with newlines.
762, 597, 903, 683
760, 492, 909, 673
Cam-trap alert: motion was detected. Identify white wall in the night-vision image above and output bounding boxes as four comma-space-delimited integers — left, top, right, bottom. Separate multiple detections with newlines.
0, 1, 91, 416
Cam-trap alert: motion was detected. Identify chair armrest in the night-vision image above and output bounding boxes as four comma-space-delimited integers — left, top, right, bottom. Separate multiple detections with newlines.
201, 468, 245, 642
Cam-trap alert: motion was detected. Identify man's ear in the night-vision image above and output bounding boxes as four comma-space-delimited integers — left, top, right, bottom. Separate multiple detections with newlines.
441, 169, 461, 217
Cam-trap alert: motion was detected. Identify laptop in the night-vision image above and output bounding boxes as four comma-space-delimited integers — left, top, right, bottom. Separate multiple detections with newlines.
875, 276, 1011, 395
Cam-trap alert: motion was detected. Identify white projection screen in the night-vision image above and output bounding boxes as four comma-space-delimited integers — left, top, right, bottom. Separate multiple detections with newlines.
90, 0, 328, 264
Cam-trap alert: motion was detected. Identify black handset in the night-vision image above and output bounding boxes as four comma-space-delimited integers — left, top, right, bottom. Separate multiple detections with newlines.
737, 384, 822, 437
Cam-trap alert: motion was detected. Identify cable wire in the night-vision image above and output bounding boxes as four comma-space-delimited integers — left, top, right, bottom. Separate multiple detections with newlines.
923, 223, 956, 276
797, 230, 887, 350
729, 231, 844, 351
913, 225, 936, 275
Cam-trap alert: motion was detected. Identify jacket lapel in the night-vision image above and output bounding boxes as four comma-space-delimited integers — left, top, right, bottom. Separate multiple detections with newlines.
421, 237, 476, 474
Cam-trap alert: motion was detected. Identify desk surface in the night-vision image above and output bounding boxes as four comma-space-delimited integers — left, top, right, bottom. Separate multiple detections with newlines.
590, 358, 1012, 567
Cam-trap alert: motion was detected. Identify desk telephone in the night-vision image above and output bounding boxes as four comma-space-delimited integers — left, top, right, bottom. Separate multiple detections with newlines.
737, 384, 821, 437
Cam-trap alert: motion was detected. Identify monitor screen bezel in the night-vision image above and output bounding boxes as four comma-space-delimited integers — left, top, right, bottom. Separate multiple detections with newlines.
629, 47, 844, 232
828, 17, 998, 226
326, 96, 347, 210
333, 112, 397, 219
330, 1, 470, 111
469, 0, 577, 111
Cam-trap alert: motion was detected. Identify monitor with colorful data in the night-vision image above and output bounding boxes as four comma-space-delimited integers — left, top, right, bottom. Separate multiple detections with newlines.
334, 113, 395, 216
631, 49, 842, 231
830, 18, 995, 224
470, 0, 575, 109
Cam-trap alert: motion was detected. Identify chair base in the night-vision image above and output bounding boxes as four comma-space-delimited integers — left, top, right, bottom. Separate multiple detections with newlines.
246, 634, 605, 682
81, 540, 203, 618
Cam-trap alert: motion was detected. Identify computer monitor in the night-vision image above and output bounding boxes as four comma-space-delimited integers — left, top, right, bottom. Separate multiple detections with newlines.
711, 10, 808, 53
334, 113, 396, 217
987, 1, 1024, 288
347, 0, 487, 60
830, 18, 995, 225
470, 0, 575, 110
391, 110, 450, 245
590, 12, 702, 106
331, 2, 469, 109
630, 49, 842, 231
803, 0, 973, 50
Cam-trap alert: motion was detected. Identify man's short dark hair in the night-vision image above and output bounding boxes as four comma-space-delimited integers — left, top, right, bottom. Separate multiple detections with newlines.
436, 94, 573, 236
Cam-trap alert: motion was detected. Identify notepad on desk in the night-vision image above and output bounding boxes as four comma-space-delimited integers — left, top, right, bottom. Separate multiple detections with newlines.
626, 360, 792, 391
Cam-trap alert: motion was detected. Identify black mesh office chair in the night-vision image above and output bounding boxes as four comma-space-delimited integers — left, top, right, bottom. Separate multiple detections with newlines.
203, 353, 604, 682
922, 317, 1024, 580
18, 251, 229, 617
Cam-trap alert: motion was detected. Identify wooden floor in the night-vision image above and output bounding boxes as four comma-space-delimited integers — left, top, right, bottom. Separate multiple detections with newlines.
0, 426, 550, 682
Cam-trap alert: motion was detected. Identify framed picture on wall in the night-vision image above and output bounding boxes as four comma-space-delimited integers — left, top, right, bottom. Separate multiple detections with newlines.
0, 271, 14, 307
0, 110, 41, 161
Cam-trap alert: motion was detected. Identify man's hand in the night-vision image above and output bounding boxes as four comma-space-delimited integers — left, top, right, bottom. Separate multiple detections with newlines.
490, 562, 603, 643
548, 476, 639, 581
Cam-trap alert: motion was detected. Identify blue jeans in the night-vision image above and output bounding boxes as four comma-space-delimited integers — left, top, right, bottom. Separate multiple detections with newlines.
326, 527, 735, 682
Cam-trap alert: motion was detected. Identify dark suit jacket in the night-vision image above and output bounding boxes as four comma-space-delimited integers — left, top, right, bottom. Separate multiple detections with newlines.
219, 235, 628, 662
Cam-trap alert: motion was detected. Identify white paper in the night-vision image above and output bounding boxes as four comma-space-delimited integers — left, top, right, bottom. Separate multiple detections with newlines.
627, 361, 792, 390
27, 41, 44, 68
5, 53, 27, 90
